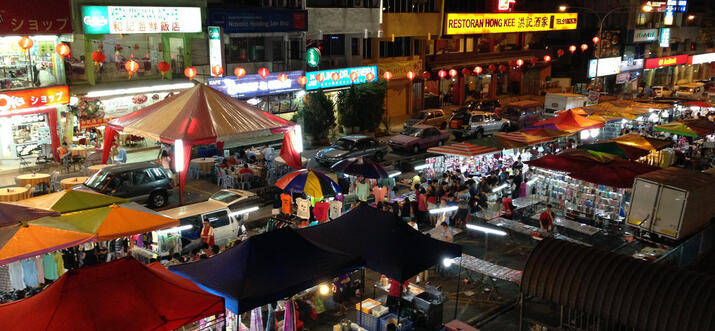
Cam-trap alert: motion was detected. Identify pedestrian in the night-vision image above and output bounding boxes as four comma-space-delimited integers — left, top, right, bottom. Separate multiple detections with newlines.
200, 220, 215, 247
417, 187, 427, 225
400, 197, 412, 223
539, 204, 555, 235
453, 185, 470, 228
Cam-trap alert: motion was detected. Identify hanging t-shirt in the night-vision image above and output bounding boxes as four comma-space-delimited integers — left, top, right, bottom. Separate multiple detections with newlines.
54, 252, 65, 277
0, 265, 13, 292
296, 198, 311, 219
329, 200, 343, 220
43, 253, 59, 280
355, 181, 370, 201
280, 193, 293, 215
9, 261, 25, 290
21, 258, 38, 288
372, 186, 387, 204
313, 202, 329, 222
34, 256, 44, 285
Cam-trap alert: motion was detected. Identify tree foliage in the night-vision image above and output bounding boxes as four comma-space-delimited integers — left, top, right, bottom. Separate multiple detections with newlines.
293, 90, 335, 139
337, 81, 386, 131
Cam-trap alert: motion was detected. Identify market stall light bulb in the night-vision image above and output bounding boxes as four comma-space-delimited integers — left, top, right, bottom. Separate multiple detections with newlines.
443, 258, 453, 268
319, 284, 330, 295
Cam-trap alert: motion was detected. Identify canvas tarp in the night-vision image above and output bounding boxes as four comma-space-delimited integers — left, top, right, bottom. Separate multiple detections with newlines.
427, 142, 501, 157
532, 109, 604, 133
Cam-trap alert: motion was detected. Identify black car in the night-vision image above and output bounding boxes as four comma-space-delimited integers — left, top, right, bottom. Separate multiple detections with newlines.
80, 161, 174, 208
315, 135, 389, 166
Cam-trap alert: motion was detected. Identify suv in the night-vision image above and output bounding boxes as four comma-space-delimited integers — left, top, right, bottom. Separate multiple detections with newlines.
452, 111, 509, 139
496, 101, 544, 130
81, 161, 173, 208
404, 109, 448, 129
315, 135, 389, 166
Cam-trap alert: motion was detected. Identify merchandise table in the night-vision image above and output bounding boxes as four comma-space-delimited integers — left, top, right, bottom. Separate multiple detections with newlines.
0, 187, 30, 202
16, 173, 50, 188
61, 177, 89, 189
191, 158, 215, 174
88, 164, 114, 174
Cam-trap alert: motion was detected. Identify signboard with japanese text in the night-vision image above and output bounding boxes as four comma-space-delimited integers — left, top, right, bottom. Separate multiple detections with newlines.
689, 52, 715, 65
81, 6, 202, 34
306, 66, 378, 91
0, 86, 69, 112
644, 54, 688, 69
588, 57, 622, 78
208, 9, 308, 33
0, 0, 72, 34
633, 29, 658, 42
207, 71, 303, 99
445, 13, 578, 35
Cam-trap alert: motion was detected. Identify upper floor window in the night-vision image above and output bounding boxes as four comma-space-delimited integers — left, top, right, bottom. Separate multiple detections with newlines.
307, 0, 379, 8
384, 0, 438, 13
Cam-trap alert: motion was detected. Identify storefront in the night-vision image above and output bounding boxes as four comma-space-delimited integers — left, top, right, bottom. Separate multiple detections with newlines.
689, 52, 715, 81
587, 56, 622, 94
207, 70, 304, 118
643, 54, 689, 87
370, 58, 423, 117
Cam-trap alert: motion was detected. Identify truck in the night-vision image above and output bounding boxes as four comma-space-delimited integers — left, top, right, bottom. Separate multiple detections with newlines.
543, 93, 588, 117
626, 167, 715, 242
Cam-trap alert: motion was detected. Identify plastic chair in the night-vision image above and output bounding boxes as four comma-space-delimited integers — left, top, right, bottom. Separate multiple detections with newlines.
239, 172, 253, 190
216, 167, 236, 189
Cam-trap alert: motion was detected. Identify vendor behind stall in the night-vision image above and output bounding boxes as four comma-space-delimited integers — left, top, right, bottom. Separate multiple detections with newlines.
539, 204, 555, 235
387, 278, 409, 311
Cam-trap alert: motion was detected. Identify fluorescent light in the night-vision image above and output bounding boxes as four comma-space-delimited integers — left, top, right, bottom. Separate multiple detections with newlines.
492, 183, 507, 192
429, 206, 458, 214
85, 82, 194, 98
414, 164, 429, 170
388, 171, 402, 178
174, 139, 184, 172
466, 224, 507, 236
443, 258, 454, 267
293, 125, 304, 153
157, 224, 192, 235
230, 206, 259, 217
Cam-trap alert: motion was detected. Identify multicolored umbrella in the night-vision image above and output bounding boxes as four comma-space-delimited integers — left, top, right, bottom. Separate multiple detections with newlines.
275, 169, 340, 198
331, 157, 388, 179
654, 119, 715, 138
578, 142, 651, 160
12, 189, 128, 213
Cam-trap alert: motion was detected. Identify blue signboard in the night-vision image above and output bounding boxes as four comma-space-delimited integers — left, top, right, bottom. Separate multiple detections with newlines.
305, 66, 378, 91
208, 9, 308, 33
207, 71, 303, 99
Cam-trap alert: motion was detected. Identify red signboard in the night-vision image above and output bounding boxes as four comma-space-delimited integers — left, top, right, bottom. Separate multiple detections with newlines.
0, 0, 72, 34
80, 117, 113, 129
644, 54, 688, 69
0, 86, 69, 112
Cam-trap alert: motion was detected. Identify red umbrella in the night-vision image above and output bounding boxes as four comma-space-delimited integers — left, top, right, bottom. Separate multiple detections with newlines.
568, 159, 659, 188
525, 154, 596, 173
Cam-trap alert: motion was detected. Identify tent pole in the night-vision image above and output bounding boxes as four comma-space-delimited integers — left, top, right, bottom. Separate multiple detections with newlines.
454, 258, 462, 320
359, 268, 364, 325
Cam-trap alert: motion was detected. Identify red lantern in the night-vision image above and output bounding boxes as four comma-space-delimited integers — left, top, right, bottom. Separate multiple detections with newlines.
461, 68, 471, 76
331, 72, 340, 82
516, 59, 524, 67
157, 61, 170, 79
211, 65, 223, 77
569, 45, 577, 53
557, 49, 565, 57
438, 70, 447, 79
406, 71, 415, 80
488, 64, 496, 72
277, 73, 288, 82
349, 72, 358, 82
184, 66, 197, 80
316, 73, 325, 83
383, 71, 393, 81
530, 58, 538, 65
498, 64, 507, 73
474, 66, 483, 75
448, 69, 458, 78
258, 67, 269, 79
55, 43, 70, 58
544, 55, 552, 63
297, 75, 307, 87
125, 60, 139, 79
234, 67, 246, 79
18, 36, 33, 51
592, 36, 600, 44
422, 71, 431, 80
365, 72, 375, 81
580, 44, 589, 52
91, 50, 106, 68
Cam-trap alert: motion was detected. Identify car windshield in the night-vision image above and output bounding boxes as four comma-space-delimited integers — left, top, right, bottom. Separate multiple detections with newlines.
412, 112, 429, 119
332, 139, 355, 150
210, 190, 242, 204
403, 127, 423, 137
84, 170, 110, 190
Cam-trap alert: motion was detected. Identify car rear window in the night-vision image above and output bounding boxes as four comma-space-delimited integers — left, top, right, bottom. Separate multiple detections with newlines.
150, 168, 167, 180
205, 210, 230, 228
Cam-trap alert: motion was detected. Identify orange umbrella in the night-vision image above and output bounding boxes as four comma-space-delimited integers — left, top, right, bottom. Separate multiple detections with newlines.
0, 223, 94, 265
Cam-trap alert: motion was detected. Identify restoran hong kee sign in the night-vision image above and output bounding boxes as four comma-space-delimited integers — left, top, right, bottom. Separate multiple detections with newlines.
445, 13, 578, 35
644, 54, 688, 69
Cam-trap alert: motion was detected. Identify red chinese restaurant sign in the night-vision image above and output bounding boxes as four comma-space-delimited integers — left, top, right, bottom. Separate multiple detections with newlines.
0, 0, 72, 34
0, 86, 69, 112
644, 54, 688, 69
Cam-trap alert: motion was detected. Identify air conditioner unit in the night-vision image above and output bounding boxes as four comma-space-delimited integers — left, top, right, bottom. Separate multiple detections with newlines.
353, 0, 364, 7
261, 0, 273, 8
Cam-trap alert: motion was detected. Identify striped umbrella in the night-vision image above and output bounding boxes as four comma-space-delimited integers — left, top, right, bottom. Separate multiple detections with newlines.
331, 157, 388, 179
275, 169, 340, 198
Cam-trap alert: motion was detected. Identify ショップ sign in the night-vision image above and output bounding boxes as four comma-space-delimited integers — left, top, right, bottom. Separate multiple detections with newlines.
207, 71, 303, 99
644, 54, 688, 69
81, 6, 202, 34
445, 13, 578, 35
620, 59, 644, 72
689, 52, 715, 65
305, 66, 378, 91
0, 86, 69, 112
0, 0, 72, 34
633, 29, 658, 42
588, 57, 622, 78
208, 9, 308, 33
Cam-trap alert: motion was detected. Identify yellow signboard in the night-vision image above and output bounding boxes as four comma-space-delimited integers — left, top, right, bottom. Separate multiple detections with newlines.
445, 13, 578, 35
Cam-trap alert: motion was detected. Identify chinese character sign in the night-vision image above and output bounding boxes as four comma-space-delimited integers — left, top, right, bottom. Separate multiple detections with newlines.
445, 13, 578, 35
0, 86, 69, 112
81, 6, 202, 34
0, 0, 71, 34
305, 67, 378, 91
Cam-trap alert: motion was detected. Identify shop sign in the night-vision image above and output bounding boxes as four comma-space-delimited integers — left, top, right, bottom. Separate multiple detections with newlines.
207, 71, 303, 98
445, 13, 578, 35
306, 48, 321, 68
81, 6, 202, 34
633, 29, 658, 42
208, 9, 308, 33
644, 54, 688, 69
689, 52, 715, 65
659, 28, 670, 47
79, 92, 172, 129
587, 57, 622, 78
305, 66, 378, 91
208, 26, 223, 75
644, 1, 667, 12
375, 59, 423, 80
0, 0, 72, 34
497, 0, 516, 11
664, 2, 674, 25
616, 72, 640, 84
0, 86, 69, 112
620, 59, 644, 72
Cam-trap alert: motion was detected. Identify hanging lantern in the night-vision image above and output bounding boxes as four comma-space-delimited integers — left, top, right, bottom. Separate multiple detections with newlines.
55, 43, 70, 58
568, 45, 577, 53
474, 66, 483, 75
297, 75, 307, 87
406, 71, 415, 80
557, 49, 565, 57
438, 70, 447, 79
422, 71, 431, 80
316, 72, 325, 83
516, 59, 524, 67
331, 72, 340, 82
277, 73, 288, 82
91, 50, 106, 71
509, 60, 517, 67
349, 72, 359, 82
125, 60, 139, 79
211, 65, 224, 77
258, 67, 269, 79
592, 36, 600, 44
543, 55, 552, 63
448, 69, 458, 78
184, 66, 197, 80
498, 64, 507, 73
18, 36, 33, 51
530, 58, 538, 65
461, 68, 471, 76
234, 67, 246, 79
383, 71, 393, 81
157, 61, 170, 79
488, 64, 496, 72
365, 72, 375, 81
580, 44, 589, 52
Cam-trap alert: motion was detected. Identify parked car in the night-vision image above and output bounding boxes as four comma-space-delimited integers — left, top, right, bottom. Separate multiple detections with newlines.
389, 125, 450, 153
81, 161, 173, 208
451, 111, 510, 139
404, 109, 448, 130
496, 100, 544, 130
315, 135, 389, 166
473, 99, 502, 112
675, 83, 705, 99
651, 86, 673, 98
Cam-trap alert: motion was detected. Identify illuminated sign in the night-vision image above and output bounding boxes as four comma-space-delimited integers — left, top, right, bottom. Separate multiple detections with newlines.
207, 71, 303, 98
0, 86, 69, 112
208, 26, 223, 77
81, 6, 202, 34
676, 0, 687, 12
659, 28, 670, 47
645, 1, 667, 12
620, 59, 644, 72
588, 57, 622, 78
633, 29, 658, 42
644, 54, 688, 69
445, 13, 578, 35
497, 0, 516, 11
689, 52, 715, 65
305, 66, 378, 91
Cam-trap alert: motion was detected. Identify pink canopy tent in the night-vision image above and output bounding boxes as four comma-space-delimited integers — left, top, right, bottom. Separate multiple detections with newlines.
101, 84, 295, 203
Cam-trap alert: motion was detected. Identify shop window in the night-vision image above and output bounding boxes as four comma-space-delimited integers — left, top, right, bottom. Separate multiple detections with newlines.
229, 38, 266, 63
363, 38, 373, 59
352, 38, 360, 56
380, 37, 412, 58
384, 0, 437, 12
272, 40, 284, 61
413, 40, 421, 56
307, 0, 378, 7
322, 35, 345, 56
290, 40, 302, 60
0, 36, 65, 91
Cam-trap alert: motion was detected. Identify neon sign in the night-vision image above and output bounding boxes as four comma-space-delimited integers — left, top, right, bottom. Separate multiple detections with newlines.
497, 0, 516, 11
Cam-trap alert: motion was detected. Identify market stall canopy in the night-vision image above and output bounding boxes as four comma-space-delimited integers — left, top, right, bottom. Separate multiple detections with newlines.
170, 227, 362, 314
684, 101, 712, 108
0, 203, 59, 227
0, 257, 224, 331
654, 119, 715, 137
297, 204, 462, 282
525, 153, 603, 173
532, 109, 604, 133
609, 134, 673, 151
275, 168, 340, 199
0, 222, 94, 266
427, 142, 500, 157
577, 142, 651, 160
568, 158, 660, 188
493, 130, 561, 148
331, 157, 389, 179
11, 189, 128, 213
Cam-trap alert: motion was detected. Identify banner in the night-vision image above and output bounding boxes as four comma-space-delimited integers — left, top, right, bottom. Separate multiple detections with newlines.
0, 86, 69, 112
0, 0, 72, 34
208, 9, 308, 33
644, 54, 688, 69
81, 6, 202, 34
445, 13, 578, 35
207, 71, 303, 98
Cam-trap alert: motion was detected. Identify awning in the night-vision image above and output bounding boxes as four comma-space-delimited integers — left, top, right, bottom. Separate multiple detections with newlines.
532, 109, 604, 133
427, 142, 500, 157
609, 134, 673, 151
654, 119, 715, 137
494, 130, 562, 147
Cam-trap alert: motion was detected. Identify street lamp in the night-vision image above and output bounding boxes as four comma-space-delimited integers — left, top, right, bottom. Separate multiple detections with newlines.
687, 15, 695, 21
558, 5, 567, 12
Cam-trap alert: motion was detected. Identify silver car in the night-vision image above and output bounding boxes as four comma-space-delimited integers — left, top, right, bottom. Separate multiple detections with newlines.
315, 135, 389, 166
453, 111, 509, 139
